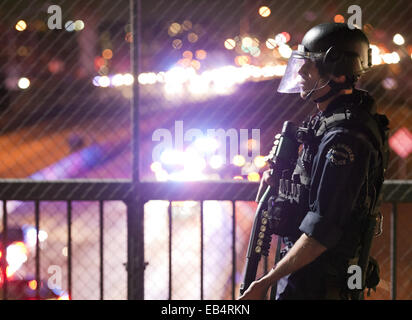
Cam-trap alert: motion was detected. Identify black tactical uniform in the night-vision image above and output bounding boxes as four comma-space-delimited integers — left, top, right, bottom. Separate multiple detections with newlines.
271, 23, 389, 299
273, 88, 389, 299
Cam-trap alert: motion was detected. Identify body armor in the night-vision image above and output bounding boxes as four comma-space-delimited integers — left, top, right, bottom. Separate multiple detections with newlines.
270, 90, 389, 299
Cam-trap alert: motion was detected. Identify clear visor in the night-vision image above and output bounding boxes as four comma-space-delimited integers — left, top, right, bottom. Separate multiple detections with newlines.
277, 50, 330, 95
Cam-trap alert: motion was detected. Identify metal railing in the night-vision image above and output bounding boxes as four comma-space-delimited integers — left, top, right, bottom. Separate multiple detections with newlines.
0, 179, 410, 299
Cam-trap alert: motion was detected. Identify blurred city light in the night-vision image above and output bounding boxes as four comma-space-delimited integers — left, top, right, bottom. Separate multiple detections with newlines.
393, 33, 405, 46
172, 39, 183, 49
150, 161, 162, 173
123, 73, 134, 85
182, 20, 192, 31
6, 241, 28, 276
266, 38, 277, 49
195, 49, 207, 60
253, 155, 267, 168
233, 154, 246, 167
102, 49, 113, 60
15, 20, 27, 32
275, 33, 287, 45
193, 137, 219, 153
242, 37, 253, 48
234, 55, 250, 66
247, 172, 260, 182
382, 52, 400, 64
224, 38, 236, 50
258, 6, 271, 17
112, 73, 125, 86
74, 20, 85, 31
65, 20, 75, 32
168, 22, 181, 36
281, 32, 291, 43
155, 169, 169, 181
370, 44, 383, 65
187, 32, 198, 43
98, 75, 110, 87
382, 77, 398, 90
334, 14, 345, 23
18, 77, 30, 89
389, 127, 412, 158
209, 154, 224, 169
278, 44, 292, 58
160, 149, 185, 165
28, 280, 37, 291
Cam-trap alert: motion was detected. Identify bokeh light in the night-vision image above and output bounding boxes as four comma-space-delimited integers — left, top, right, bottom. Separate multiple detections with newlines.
74, 20, 85, 31
266, 38, 277, 49
334, 14, 345, 23
393, 33, 405, 45
65, 20, 75, 32
102, 49, 113, 60
188, 32, 198, 43
253, 156, 267, 169
233, 154, 246, 167
224, 38, 236, 50
15, 20, 27, 32
168, 22, 181, 36
247, 172, 260, 182
258, 6, 271, 18
18, 77, 30, 89
195, 49, 207, 60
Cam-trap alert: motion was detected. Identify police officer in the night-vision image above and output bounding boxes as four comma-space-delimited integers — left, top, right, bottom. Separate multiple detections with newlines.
239, 23, 389, 300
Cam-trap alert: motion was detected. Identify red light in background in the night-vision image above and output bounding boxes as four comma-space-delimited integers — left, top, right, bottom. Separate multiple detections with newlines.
389, 127, 412, 158
28, 280, 37, 290
6, 266, 14, 278
281, 32, 291, 43
334, 14, 345, 23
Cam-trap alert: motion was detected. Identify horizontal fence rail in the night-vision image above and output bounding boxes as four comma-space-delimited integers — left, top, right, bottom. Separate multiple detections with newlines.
0, 180, 411, 201
0, 180, 409, 300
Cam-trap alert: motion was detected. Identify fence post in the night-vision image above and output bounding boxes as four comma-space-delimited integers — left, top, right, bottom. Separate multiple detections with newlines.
128, 0, 144, 300
126, 198, 145, 300
390, 202, 397, 300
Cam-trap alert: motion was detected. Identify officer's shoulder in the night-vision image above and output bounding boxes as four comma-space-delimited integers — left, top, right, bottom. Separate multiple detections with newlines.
321, 125, 374, 153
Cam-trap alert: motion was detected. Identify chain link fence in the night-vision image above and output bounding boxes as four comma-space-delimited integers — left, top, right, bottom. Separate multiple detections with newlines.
0, 0, 410, 299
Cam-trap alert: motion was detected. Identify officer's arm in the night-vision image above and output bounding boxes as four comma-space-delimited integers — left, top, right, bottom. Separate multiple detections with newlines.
239, 233, 326, 299
264, 233, 326, 284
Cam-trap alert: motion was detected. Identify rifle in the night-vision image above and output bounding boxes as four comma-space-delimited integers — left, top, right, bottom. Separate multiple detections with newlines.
239, 121, 299, 297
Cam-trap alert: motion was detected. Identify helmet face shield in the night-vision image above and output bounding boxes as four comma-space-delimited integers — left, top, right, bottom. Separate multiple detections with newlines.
277, 46, 330, 97
277, 54, 306, 93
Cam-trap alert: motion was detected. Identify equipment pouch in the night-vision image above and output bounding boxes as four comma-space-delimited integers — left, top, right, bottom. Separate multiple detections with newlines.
365, 256, 380, 296
267, 195, 304, 240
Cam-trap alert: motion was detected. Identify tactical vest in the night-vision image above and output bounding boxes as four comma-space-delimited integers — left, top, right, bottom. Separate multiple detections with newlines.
270, 99, 389, 256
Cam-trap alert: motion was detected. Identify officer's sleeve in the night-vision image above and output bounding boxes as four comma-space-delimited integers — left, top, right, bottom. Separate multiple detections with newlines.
299, 130, 372, 249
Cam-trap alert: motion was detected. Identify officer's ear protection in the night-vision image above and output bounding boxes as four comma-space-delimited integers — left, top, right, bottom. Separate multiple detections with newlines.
321, 46, 343, 75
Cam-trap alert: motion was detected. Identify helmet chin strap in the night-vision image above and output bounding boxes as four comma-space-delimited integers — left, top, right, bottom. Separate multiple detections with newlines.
312, 79, 351, 103
302, 79, 320, 101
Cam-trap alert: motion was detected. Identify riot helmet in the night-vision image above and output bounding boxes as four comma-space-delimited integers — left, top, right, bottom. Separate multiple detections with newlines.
277, 23, 372, 101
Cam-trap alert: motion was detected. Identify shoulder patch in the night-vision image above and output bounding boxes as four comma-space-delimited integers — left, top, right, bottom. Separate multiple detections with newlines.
326, 143, 355, 165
